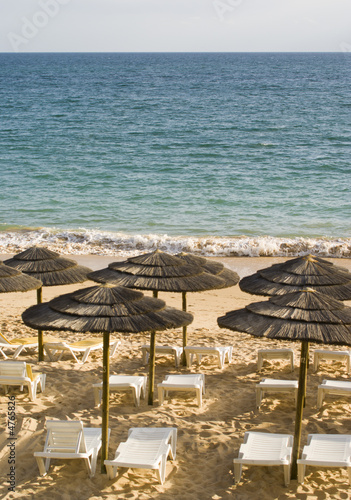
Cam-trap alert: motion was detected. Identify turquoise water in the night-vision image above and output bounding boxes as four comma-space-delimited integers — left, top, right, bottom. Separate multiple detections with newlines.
0, 52, 350, 257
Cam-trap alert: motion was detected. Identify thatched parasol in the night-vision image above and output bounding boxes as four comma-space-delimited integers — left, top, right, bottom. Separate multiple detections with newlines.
217, 288, 351, 480
22, 284, 193, 472
0, 261, 42, 293
239, 254, 351, 300
5, 247, 92, 360
88, 249, 239, 363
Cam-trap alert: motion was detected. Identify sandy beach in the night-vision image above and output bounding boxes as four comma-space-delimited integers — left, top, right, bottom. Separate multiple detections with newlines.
1, 254, 351, 500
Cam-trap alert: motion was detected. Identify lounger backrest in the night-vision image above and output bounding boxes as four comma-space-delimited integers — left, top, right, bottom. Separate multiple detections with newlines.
0, 361, 27, 378
0, 332, 11, 345
45, 421, 85, 454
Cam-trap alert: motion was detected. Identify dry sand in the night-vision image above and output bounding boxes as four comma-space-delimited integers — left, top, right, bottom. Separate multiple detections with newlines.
1, 254, 351, 500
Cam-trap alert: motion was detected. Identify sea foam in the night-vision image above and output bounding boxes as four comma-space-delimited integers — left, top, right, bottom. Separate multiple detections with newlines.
0, 228, 350, 258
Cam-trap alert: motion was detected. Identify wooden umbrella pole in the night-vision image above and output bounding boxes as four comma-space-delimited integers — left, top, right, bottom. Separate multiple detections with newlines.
148, 331, 156, 405
101, 332, 110, 473
153, 290, 158, 298
36, 287, 44, 361
291, 340, 309, 480
181, 291, 187, 366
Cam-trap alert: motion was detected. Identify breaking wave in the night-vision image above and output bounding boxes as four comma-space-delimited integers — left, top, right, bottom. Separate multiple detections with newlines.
0, 228, 350, 258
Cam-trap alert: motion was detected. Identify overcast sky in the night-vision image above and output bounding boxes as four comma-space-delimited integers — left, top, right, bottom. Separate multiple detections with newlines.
1, 0, 351, 53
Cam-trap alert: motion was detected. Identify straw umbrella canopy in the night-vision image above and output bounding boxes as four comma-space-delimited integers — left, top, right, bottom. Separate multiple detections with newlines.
88, 249, 239, 362
5, 247, 92, 360
22, 283, 193, 472
239, 254, 351, 300
0, 261, 42, 293
217, 288, 351, 480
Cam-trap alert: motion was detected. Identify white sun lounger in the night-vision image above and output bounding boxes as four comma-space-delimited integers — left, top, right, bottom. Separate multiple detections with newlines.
257, 348, 294, 372
157, 374, 205, 407
141, 344, 182, 368
104, 427, 177, 484
317, 379, 351, 408
0, 332, 40, 359
234, 431, 293, 486
34, 420, 108, 478
44, 339, 121, 364
313, 349, 351, 374
256, 378, 298, 409
93, 375, 147, 407
297, 434, 351, 484
0, 361, 45, 401
184, 346, 233, 369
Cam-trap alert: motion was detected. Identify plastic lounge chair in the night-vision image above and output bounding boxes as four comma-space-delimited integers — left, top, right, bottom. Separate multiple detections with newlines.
257, 349, 294, 372
104, 427, 177, 484
34, 420, 108, 478
0, 332, 40, 359
313, 349, 351, 374
234, 431, 293, 486
256, 378, 298, 409
297, 434, 351, 484
93, 375, 147, 407
44, 339, 121, 364
0, 361, 45, 401
184, 345, 233, 369
317, 380, 351, 408
141, 344, 182, 368
157, 374, 205, 407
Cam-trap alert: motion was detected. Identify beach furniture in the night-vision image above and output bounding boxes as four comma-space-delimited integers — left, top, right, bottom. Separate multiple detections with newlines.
297, 434, 351, 484
0, 332, 40, 359
93, 375, 147, 407
313, 349, 351, 374
257, 348, 294, 372
34, 420, 107, 477
43, 339, 121, 364
0, 361, 45, 401
256, 378, 298, 409
141, 344, 182, 368
234, 431, 293, 486
158, 374, 205, 407
184, 345, 232, 369
317, 379, 351, 408
104, 427, 177, 484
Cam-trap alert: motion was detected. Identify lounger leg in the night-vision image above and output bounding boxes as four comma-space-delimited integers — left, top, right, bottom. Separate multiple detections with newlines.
90, 450, 99, 477
233, 461, 242, 483
28, 383, 36, 401
158, 387, 164, 405
297, 463, 305, 484
0, 348, 8, 359
109, 341, 120, 358
256, 387, 262, 409
93, 387, 102, 406
83, 457, 93, 477
156, 454, 167, 484
133, 386, 141, 407
13, 346, 23, 359
283, 464, 291, 486
317, 389, 324, 409
105, 464, 117, 480
313, 355, 319, 372
39, 374, 46, 393
196, 388, 202, 407
36, 456, 48, 476
81, 348, 92, 364
185, 352, 191, 368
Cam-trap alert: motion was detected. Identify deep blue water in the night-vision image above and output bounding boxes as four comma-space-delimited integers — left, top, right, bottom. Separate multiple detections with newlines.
0, 52, 350, 257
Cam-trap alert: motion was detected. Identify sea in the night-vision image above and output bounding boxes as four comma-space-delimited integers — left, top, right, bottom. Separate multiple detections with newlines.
0, 52, 350, 258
